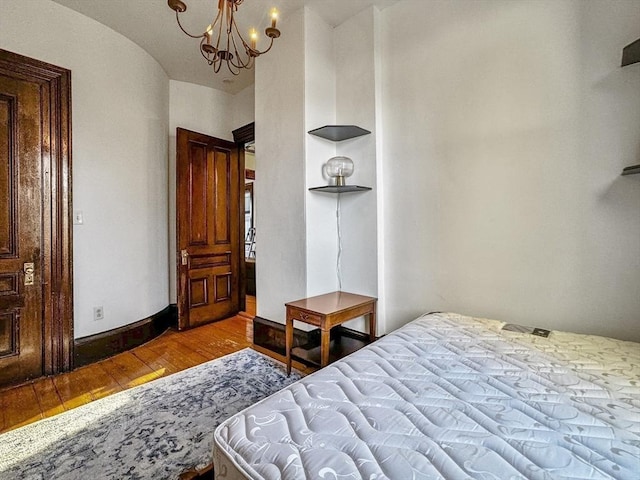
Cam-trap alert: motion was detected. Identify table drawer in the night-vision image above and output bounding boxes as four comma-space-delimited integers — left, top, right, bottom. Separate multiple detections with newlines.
288, 307, 322, 326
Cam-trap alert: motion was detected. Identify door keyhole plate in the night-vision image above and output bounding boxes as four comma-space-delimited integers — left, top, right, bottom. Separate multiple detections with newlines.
24, 262, 35, 286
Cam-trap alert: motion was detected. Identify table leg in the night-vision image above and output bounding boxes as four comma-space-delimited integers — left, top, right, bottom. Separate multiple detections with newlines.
368, 304, 377, 342
285, 315, 293, 376
320, 328, 330, 367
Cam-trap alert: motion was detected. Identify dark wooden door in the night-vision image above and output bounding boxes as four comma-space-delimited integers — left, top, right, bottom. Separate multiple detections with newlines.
176, 128, 241, 329
0, 50, 73, 387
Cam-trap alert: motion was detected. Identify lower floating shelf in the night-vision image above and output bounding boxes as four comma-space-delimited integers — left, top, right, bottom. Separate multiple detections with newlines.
291, 335, 368, 367
622, 165, 640, 176
309, 185, 372, 193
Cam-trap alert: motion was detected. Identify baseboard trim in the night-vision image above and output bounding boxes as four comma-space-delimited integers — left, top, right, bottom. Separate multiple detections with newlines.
74, 305, 178, 367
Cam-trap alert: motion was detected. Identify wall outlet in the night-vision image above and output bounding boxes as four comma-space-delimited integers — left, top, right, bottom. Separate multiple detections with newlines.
73, 211, 84, 225
93, 306, 104, 321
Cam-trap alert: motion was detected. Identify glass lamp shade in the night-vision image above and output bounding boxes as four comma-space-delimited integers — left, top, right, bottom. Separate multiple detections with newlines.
326, 156, 354, 186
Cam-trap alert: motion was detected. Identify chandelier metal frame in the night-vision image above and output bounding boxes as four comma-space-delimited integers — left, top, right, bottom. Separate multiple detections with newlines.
168, 0, 281, 75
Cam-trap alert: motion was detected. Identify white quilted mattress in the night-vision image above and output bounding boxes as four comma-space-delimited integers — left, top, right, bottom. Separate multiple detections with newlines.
213, 313, 640, 479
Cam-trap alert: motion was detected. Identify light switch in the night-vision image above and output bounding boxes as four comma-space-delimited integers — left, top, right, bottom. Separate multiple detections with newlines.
73, 211, 84, 225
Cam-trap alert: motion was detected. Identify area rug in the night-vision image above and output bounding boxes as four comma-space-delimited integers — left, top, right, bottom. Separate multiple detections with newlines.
0, 348, 302, 479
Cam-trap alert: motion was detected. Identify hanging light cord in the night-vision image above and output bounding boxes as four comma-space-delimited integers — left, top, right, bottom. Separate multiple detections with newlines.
336, 194, 343, 291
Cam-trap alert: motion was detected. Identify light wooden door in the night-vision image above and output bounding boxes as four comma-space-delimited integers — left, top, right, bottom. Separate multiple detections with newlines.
176, 128, 241, 329
0, 49, 73, 387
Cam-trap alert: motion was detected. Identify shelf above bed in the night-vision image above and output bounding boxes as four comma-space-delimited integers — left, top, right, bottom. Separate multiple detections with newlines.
621, 38, 640, 67
309, 185, 372, 193
622, 164, 640, 176
308, 125, 371, 142
291, 334, 369, 367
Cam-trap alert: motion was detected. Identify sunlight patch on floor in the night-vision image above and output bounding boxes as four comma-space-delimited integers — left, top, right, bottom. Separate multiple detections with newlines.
0, 391, 134, 470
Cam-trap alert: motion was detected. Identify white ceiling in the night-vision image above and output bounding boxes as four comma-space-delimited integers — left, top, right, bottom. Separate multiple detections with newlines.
52, 0, 400, 94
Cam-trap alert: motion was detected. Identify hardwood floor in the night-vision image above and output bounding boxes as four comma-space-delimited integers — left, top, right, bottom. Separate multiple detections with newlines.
0, 299, 315, 435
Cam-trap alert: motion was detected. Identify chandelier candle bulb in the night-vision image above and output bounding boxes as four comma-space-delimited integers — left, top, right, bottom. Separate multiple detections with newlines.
250, 28, 257, 49
270, 8, 278, 28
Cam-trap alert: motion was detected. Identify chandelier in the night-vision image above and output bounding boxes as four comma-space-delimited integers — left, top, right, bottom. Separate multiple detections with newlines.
168, 0, 281, 75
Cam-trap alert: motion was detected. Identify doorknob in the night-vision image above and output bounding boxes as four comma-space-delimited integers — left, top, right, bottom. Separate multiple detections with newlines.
24, 262, 35, 286
181, 249, 189, 266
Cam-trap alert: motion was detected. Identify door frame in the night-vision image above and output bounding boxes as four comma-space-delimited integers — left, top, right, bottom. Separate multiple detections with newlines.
0, 49, 74, 376
232, 122, 254, 313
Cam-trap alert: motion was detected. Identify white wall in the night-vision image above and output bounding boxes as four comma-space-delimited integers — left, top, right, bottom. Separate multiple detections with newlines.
0, 0, 170, 338
335, 8, 381, 333
304, 7, 338, 296
168, 80, 252, 302
255, 7, 381, 328
169, 81, 235, 141
21, 0, 631, 343
233, 84, 256, 131
255, 8, 307, 322
380, 0, 640, 341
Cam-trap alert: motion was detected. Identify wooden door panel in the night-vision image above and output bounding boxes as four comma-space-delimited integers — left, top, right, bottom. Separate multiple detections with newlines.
0, 74, 44, 383
189, 252, 231, 269
186, 271, 234, 323
0, 273, 19, 295
188, 141, 209, 246
214, 273, 231, 302
0, 49, 73, 388
0, 94, 20, 352
0, 311, 19, 357
0, 94, 16, 257
176, 128, 241, 329
188, 276, 209, 308
212, 148, 231, 245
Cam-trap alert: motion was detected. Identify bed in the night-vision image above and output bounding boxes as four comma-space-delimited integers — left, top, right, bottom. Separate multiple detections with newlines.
213, 312, 640, 479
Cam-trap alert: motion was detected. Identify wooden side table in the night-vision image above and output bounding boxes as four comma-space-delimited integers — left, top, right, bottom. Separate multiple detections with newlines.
285, 291, 377, 375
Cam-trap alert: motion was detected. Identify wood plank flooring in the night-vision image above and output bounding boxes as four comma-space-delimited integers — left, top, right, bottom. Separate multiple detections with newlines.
0, 303, 314, 435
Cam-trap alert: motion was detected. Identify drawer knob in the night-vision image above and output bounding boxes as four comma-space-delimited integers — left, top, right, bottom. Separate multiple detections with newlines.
299, 313, 309, 321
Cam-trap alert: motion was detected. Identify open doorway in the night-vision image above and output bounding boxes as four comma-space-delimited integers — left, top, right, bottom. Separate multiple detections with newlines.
243, 143, 256, 317
232, 123, 256, 319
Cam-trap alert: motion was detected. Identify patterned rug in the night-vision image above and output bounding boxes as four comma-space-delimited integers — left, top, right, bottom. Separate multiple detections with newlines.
0, 349, 302, 479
